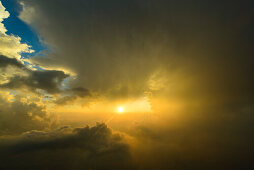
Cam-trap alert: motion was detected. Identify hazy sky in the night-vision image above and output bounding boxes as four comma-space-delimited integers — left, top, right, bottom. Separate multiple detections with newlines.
0, 0, 254, 169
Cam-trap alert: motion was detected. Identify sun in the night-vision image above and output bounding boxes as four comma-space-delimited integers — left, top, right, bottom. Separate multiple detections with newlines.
117, 106, 124, 113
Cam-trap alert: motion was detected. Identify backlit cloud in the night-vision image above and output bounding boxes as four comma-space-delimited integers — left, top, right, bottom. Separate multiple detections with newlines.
0, 123, 133, 170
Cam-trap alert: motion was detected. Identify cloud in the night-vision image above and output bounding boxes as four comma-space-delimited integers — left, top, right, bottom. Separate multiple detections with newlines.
0, 1, 33, 58
0, 123, 133, 170
0, 0, 252, 169
0, 3, 57, 136
0, 55, 91, 105
127, 118, 254, 170
18, 0, 254, 102
55, 87, 91, 105
0, 91, 55, 135
0, 55, 69, 93
0, 55, 27, 69
0, 1, 9, 33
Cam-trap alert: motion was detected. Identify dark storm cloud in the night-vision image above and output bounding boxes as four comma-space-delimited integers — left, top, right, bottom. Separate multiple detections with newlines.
0, 55, 27, 69
0, 123, 133, 170
0, 55, 69, 93
1, 69, 69, 93
0, 55, 91, 97
20, 0, 254, 100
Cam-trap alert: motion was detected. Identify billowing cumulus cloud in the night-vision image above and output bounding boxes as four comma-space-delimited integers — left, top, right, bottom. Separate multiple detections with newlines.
0, 123, 133, 170
0, 91, 55, 135
0, 2, 56, 136
0, 54, 90, 135
0, 54, 89, 135
0, 1, 33, 58
0, 1, 9, 33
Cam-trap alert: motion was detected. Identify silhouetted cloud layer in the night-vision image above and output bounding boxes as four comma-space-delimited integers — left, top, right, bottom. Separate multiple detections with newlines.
0, 123, 133, 170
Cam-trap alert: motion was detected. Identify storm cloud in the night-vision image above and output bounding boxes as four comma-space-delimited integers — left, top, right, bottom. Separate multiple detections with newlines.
18, 0, 254, 102
0, 55, 90, 99
0, 123, 133, 170
0, 55, 69, 93
0, 55, 27, 69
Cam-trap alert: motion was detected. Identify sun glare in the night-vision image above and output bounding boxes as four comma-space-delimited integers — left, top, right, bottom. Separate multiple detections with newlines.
117, 107, 124, 113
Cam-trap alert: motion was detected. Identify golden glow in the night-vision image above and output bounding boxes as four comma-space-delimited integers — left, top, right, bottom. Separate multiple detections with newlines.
117, 106, 124, 113
54, 97, 152, 120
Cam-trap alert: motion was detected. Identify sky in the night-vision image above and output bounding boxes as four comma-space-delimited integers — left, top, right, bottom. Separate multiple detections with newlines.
0, 0, 254, 169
